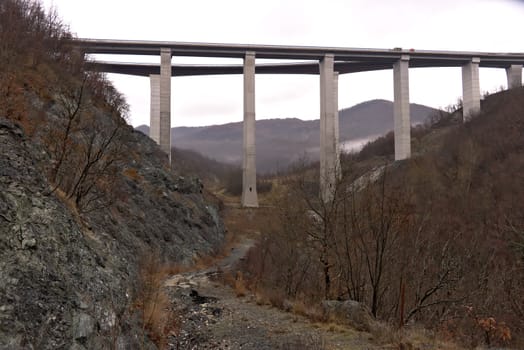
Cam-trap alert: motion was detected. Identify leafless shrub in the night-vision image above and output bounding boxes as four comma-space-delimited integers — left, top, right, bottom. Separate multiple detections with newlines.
134, 252, 178, 349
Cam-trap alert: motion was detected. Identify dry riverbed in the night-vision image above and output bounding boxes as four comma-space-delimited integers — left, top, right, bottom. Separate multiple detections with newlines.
162, 239, 383, 350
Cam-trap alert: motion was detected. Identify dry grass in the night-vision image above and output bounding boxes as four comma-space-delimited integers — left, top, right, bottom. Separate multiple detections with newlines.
134, 239, 257, 346
291, 300, 309, 317
255, 292, 269, 306
122, 167, 143, 182
219, 200, 276, 239
327, 323, 349, 333
135, 252, 179, 349
265, 289, 286, 309
220, 270, 236, 288
246, 284, 465, 349
277, 333, 328, 350
234, 271, 247, 297
369, 323, 465, 350
141, 288, 172, 347
158, 261, 192, 277
304, 305, 326, 323
193, 253, 217, 270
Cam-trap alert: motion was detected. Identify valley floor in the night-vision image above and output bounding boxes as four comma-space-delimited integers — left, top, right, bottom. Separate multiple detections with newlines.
159, 198, 463, 350
163, 237, 381, 350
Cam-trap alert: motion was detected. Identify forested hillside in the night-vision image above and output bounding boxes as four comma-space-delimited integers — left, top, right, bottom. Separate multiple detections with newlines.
0, 1, 224, 348
241, 88, 524, 349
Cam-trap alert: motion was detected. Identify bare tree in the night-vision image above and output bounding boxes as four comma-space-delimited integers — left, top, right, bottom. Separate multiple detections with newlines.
43, 70, 130, 213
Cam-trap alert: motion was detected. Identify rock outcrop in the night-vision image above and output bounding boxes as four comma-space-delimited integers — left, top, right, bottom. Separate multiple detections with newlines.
0, 118, 225, 349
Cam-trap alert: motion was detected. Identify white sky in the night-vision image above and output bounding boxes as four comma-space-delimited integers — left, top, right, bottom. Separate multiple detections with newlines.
42, 0, 524, 127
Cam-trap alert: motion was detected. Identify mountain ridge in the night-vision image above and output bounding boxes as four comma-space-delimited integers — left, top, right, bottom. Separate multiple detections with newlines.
137, 99, 439, 173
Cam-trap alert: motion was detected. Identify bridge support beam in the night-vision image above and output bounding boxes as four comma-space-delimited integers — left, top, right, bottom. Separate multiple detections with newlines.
149, 74, 160, 145
159, 48, 172, 162
319, 54, 338, 202
241, 52, 259, 208
393, 55, 411, 160
506, 64, 523, 89
462, 57, 480, 121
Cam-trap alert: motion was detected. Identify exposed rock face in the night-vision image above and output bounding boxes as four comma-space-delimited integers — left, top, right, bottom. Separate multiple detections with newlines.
0, 118, 225, 349
321, 300, 376, 332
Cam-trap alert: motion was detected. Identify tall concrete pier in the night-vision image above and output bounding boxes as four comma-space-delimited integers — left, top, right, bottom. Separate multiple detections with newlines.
241, 52, 259, 207
149, 74, 160, 145
160, 48, 172, 161
393, 55, 411, 160
462, 57, 480, 121
506, 64, 523, 89
319, 54, 337, 202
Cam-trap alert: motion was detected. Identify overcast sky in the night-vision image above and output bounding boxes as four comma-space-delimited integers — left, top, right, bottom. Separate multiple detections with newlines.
42, 0, 524, 127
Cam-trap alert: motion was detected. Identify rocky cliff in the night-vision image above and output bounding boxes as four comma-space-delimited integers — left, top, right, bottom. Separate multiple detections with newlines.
0, 1, 227, 348
0, 116, 224, 349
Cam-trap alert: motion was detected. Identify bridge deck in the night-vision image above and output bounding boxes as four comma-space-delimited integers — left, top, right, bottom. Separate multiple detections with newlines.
76, 39, 524, 76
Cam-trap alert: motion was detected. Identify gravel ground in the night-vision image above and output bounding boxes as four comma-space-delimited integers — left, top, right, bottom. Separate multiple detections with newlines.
163, 239, 381, 350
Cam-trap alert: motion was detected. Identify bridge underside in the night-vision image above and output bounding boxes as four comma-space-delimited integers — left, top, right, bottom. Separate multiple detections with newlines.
86, 59, 519, 77
78, 39, 524, 206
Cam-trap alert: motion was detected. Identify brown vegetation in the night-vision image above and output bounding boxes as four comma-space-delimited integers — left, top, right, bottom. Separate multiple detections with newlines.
239, 88, 524, 349
134, 253, 178, 349
1, 0, 131, 214
0, 1, 172, 346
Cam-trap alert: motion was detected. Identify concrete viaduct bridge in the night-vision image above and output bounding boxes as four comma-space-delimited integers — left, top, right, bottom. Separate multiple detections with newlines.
75, 39, 524, 207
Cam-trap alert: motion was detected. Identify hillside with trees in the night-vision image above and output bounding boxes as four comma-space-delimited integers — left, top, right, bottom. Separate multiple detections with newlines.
0, 1, 224, 348
238, 87, 524, 348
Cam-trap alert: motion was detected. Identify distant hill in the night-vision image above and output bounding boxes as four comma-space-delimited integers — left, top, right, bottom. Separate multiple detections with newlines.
137, 99, 439, 173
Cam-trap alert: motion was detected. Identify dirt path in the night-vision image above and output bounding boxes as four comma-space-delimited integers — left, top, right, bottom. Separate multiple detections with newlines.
163, 237, 381, 350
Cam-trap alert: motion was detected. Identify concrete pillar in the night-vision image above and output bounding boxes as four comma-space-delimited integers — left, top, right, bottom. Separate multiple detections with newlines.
319, 54, 337, 202
506, 64, 523, 89
393, 55, 411, 160
149, 75, 160, 144
462, 57, 480, 121
241, 52, 258, 208
334, 72, 341, 180
160, 48, 172, 161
